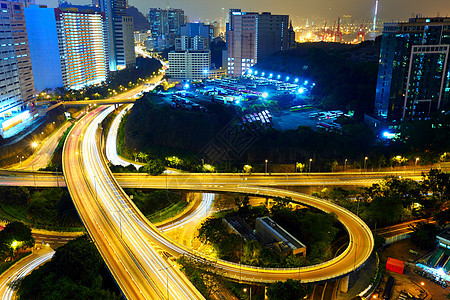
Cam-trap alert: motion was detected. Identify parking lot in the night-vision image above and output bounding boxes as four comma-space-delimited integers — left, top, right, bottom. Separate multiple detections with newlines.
156, 75, 348, 131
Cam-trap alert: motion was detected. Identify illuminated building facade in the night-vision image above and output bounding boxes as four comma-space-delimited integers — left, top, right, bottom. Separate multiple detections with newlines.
148, 8, 184, 38
0, 0, 36, 138
227, 9, 290, 76
375, 17, 450, 124
99, 0, 135, 71
167, 50, 210, 81
180, 22, 213, 45
147, 8, 184, 50
25, 6, 109, 91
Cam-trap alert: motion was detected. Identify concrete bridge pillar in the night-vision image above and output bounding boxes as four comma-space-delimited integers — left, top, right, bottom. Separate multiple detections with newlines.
340, 275, 349, 293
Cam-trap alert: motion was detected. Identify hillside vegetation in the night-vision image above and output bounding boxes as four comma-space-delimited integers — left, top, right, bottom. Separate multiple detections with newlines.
255, 40, 380, 119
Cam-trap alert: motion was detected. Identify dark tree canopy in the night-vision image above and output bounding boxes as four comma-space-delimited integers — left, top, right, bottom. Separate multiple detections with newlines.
267, 279, 312, 300
17, 235, 121, 300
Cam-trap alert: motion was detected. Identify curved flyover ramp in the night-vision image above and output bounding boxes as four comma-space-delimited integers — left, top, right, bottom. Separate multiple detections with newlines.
63, 106, 373, 299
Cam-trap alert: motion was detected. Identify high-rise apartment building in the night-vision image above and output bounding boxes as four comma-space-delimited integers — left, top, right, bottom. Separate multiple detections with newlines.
181, 22, 212, 45
167, 50, 210, 81
227, 9, 290, 76
0, 0, 36, 138
147, 8, 184, 50
374, 17, 450, 125
175, 35, 208, 51
99, 0, 135, 71
25, 6, 109, 91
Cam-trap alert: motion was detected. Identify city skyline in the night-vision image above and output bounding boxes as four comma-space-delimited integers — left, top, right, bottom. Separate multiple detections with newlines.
34, 0, 450, 25
129, 0, 450, 22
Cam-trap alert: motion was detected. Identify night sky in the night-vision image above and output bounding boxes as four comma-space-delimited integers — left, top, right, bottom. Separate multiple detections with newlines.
129, 0, 450, 21
37, 0, 450, 23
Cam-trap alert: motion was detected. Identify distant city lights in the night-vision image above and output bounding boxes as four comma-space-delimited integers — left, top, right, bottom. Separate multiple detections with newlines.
269, 73, 273, 78
298, 88, 305, 94
286, 76, 290, 81
261, 72, 265, 76
295, 78, 299, 83
184, 83, 190, 89
382, 131, 400, 139
277, 75, 281, 79
304, 80, 308, 85
262, 92, 268, 98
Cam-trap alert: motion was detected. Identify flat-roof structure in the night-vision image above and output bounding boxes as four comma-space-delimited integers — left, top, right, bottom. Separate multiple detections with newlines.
255, 216, 306, 256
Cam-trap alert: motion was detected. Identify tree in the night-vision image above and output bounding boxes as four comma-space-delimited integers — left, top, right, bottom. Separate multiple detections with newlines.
267, 279, 312, 300
137, 152, 148, 163
0, 222, 34, 260
17, 235, 121, 300
296, 162, 305, 172
433, 209, 450, 227
141, 159, 165, 176
422, 169, 450, 208
0, 186, 30, 206
409, 222, 439, 250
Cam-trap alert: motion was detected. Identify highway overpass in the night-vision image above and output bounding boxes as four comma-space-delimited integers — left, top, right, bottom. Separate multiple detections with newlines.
58, 105, 376, 300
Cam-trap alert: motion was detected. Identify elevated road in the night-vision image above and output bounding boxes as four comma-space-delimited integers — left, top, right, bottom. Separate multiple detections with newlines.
61, 105, 375, 299
63, 106, 204, 299
0, 170, 424, 188
0, 247, 55, 300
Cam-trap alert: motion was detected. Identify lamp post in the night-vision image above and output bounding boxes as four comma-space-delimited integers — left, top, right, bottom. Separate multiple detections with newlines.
309, 158, 312, 174
364, 157, 368, 172
158, 265, 174, 300
350, 240, 357, 270
243, 287, 252, 300
113, 209, 123, 239
295, 161, 298, 173
344, 158, 348, 171
265, 159, 268, 175
31, 142, 38, 186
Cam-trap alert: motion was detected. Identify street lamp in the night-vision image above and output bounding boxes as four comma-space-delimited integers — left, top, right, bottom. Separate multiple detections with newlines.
364, 157, 368, 172
344, 158, 348, 171
243, 287, 252, 300
265, 159, 268, 175
350, 240, 357, 269
309, 158, 312, 173
415, 157, 420, 166
158, 265, 174, 300
31, 144, 37, 187
113, 208, 124, 239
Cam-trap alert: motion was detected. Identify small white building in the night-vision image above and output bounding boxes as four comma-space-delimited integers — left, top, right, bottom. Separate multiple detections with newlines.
167, 50, 210, 81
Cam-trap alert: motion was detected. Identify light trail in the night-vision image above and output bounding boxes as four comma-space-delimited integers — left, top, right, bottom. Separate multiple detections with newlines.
64, 105, 204, 299
0, 250, 55, 300
105, 104, 142, 169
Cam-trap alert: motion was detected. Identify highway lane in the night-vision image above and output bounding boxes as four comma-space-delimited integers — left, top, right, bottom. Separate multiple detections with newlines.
374, 218, 433, 238
105, 104, 142, 169
63, 106, 204, 299
7, 121, 72, 171
0, 247, 55, 300
0, 171, 424, 189
69, 106, 375, 286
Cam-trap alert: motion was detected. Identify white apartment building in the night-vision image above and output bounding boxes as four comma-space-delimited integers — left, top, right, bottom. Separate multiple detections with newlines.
167, 50, 210, 81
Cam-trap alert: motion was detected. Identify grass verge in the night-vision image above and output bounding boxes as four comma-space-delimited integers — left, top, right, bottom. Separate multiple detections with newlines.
147, 201, 189, 223
0, 251, 32, 276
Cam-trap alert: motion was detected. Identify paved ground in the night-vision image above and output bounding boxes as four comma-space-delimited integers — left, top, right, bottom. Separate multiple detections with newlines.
271, 109, 321, 131
335, 253, 378, 300
376, 238, 449, 300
